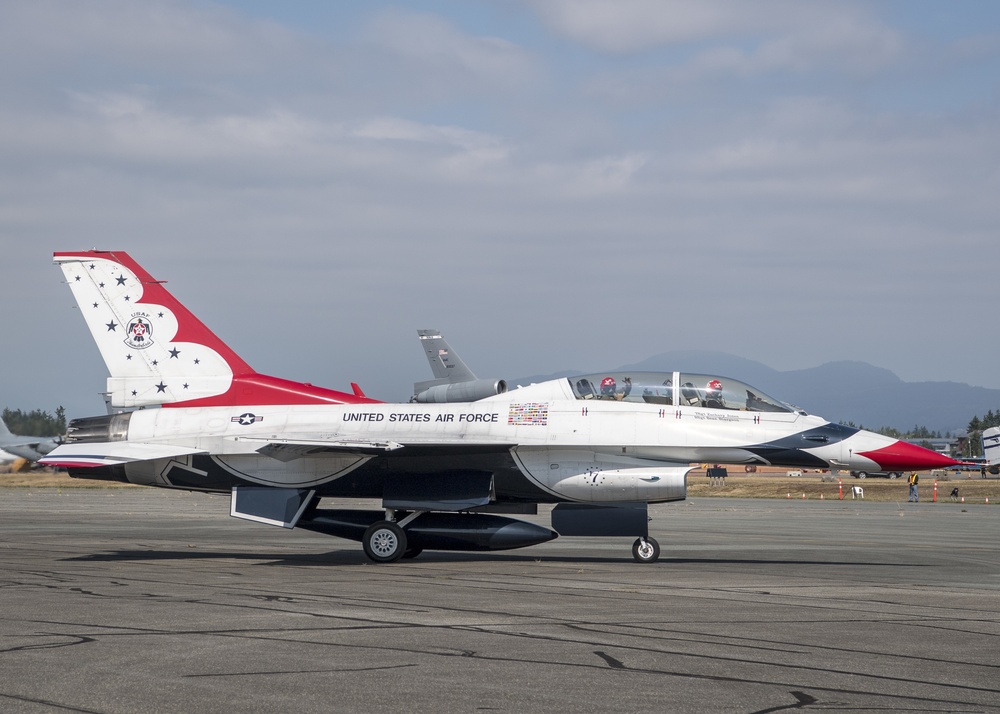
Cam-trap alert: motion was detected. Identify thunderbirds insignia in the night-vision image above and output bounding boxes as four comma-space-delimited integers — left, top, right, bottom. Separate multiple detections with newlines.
124, 314, 154, 350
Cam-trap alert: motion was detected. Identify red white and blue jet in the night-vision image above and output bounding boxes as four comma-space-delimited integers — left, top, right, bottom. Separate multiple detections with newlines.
41, 250, 958, 562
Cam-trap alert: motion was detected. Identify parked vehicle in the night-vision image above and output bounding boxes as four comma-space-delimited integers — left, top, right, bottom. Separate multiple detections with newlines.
850, 470, 903, 479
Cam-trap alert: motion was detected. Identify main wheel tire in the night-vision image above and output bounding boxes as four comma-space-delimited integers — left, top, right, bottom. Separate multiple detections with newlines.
857, 472, 868, 479
632, 537, 660, 563
363, 521, 407, 563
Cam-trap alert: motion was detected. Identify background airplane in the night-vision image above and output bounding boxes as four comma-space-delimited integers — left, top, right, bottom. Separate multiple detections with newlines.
411, 329, 506, 403
0, 417, 60, 463
41, 250, 958, 563
982, 426, 1000, 475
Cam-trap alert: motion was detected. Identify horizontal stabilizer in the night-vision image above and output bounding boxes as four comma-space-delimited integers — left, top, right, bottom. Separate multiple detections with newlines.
230, 486, 315, 528
39, 442, 207, 468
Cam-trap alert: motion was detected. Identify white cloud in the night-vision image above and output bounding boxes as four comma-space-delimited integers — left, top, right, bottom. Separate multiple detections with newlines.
0, 0, 305, 77
364, 9, 540, 92
352, 116, 506, 154
532, 0, 902, 76
1, 92, 320, 169
533, 0, 749, 50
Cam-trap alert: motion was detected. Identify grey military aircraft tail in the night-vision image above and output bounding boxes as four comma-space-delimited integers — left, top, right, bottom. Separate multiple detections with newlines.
411, 329, 507, 403
0, 417, 61, 463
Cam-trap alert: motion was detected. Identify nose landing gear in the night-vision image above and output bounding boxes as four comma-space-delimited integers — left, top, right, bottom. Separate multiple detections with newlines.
632, 536, 660, 563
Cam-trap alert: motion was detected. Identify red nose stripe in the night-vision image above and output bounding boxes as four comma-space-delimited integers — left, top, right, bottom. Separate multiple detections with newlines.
859, 441, 960, 470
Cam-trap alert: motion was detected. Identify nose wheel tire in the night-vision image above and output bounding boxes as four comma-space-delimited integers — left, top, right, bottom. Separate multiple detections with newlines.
363, 521, 407, 563
632, 537, 660, 563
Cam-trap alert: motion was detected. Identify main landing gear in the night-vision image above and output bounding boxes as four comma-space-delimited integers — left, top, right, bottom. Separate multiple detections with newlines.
362, 521, 407, 563
360, 509, 662, 563
362, 510, 427, 563
632, 536, 660, 563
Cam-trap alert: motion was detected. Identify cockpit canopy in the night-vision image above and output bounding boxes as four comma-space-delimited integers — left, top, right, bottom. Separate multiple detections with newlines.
569, 371, 801, 414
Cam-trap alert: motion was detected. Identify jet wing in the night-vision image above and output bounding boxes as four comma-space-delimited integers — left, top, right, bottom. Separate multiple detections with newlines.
39, 442, 208, 468
231, 436, 515, 462
232, 437, 405, 462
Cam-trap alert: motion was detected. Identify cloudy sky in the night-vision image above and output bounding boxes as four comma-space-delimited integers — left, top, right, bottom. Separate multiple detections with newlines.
2, 0, 999, 420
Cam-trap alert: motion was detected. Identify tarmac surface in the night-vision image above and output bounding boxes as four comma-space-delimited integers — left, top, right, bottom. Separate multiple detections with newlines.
1, 489, 999, 713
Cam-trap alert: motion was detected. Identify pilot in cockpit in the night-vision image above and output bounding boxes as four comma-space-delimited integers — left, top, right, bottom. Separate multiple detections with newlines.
704, 379, 726, 409
599, 376, 633, 400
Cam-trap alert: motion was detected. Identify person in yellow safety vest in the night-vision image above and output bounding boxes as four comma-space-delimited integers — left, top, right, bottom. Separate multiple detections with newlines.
908, 471, 919, 502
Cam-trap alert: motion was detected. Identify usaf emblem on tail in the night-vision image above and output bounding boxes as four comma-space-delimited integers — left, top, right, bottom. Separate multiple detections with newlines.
124, 313, 154, 349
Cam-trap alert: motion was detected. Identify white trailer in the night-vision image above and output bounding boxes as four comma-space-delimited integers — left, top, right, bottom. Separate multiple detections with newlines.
982, 426, 1000, 474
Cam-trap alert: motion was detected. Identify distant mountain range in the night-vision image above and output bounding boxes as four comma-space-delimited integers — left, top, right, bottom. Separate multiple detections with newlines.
514, 350, 1000, 435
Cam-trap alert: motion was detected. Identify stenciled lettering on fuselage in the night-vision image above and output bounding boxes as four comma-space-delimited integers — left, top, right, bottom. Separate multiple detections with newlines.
693, 412, 741, 423
341, 411, 501, 423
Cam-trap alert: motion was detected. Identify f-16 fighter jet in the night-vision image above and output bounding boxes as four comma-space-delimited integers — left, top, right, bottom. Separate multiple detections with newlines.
42, 251, 958, 563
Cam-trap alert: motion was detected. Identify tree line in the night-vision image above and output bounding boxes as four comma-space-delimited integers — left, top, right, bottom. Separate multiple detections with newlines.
967, 411, 1000, 457
2, 407, 67, 437
840, 422, 944, 440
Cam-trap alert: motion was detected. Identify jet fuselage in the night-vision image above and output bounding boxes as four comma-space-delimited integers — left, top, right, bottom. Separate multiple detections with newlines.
42, 250, 960, 563
58, 375, 937, 506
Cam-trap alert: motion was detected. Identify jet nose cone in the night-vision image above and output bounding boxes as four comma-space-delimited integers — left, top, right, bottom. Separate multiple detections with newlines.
858, 440, 959, 471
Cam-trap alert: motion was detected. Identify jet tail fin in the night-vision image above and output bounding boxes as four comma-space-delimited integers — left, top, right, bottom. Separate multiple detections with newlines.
0, 417, 10, 437
416, 329, 477, 383
55, 251, 376, 409
412, 329, 506, 403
